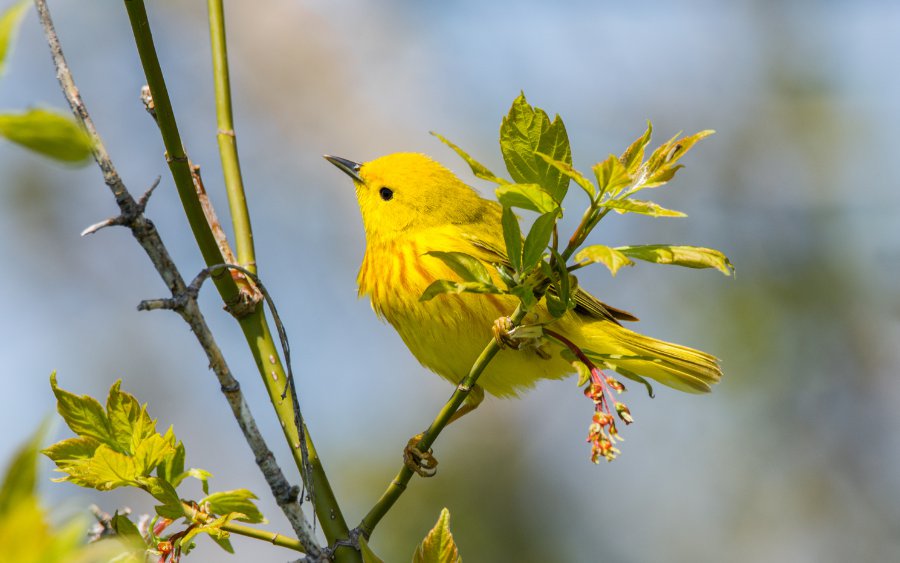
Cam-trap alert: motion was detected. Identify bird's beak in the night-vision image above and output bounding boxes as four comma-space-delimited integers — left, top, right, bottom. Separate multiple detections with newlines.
324, 155, 362, 183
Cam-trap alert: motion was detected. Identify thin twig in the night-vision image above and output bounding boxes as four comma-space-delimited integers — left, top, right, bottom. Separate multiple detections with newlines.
33, 1, 321, 557
141, 263, 316, 508
357, 304, 529, 538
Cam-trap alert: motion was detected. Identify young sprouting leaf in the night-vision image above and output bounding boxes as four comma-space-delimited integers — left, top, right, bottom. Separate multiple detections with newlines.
201, 489, 266, 524
179, 512, 239, 548
359, 536, 386, 563
574, 245, 634, 276
0, 109, 94, 163
593, 154, 632, 198
413, 507, 462, 563
501, 205, 523, 272
616, 244, 734, 276
420, 280, 501, 302
50, 372, 117, 449
499, 92, 572, 201
106, 380, 155, 454
521, 211, 556, 270
210, 534, 236, 554
572, 360, 592, 387
545, 249, 572, 318
620, 121, 653, 175
45, 376, 181, 509
50, 443, 141, 490
599, 198, 687, 218
431, 131, 508, 185
137, 476, 183, 519
535, 151, 595, 198
0, 0, 29, 78
645, 130, 714, 179
110, 512, 142, 539
425, 251, 493, 285
495, 183, 560, 215
510, 284, 538, 309
177, 468, 212, 495
156, 440, 186, 484
545, 290, 566, 318
41, 436, 100, 467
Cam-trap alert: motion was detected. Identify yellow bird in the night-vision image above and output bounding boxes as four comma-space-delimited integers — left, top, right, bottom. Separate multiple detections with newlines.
326, 152, 722, 406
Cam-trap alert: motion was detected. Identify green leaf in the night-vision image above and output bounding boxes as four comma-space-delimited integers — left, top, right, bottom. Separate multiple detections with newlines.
42, 436, 100, 465
646, 129, 714, 177
137, 476, 183, 519
132, 429, 176, 476
574, 245, 634, 276
600, 198, 687, 218
209, 534, 235, 554
620, 121, 653, 175
495, 183, 560, 215
0, 109, 94, 163
431, 131, 507, 185
413, 507, 462, 563
521, 212, 556, 270
0, 421, 46, 516
545, 249, 572, 318
424, 251, 492, 285
157, 441, 185, 484
419, 280, 501, 302
201, 489, 265, 524
176, 468, 212, 495
536, 151, 595, 198
592, 154, 632, 198
110, 513, 142, 539
0, 0, 29, 78
499, 92, 572, 201
52, 444, 139, 490
616, 244, 734, 276
500, 206, 522, 272
50, 373, 117, 449
510, 284, 537, 310
572, 360, 592, 387
179, 512, 238, 547
106, 380, 155, 454
359, 536, 386, 563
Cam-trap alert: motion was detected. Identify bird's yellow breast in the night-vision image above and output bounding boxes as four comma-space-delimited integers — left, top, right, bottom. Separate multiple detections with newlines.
357, 228, 571, 396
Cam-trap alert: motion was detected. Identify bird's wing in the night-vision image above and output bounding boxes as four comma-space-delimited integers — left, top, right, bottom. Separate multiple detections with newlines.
463, 234, 639, 324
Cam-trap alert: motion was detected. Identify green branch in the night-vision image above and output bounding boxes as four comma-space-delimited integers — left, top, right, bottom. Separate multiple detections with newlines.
122, 0, 242, 306
358, 304, 528, 536
182, 503, 306, 553
207, 0, 256, 274
122, 1, 354, 557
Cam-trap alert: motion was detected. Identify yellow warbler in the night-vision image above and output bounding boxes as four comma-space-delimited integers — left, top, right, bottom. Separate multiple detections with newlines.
326, 153, 721, 399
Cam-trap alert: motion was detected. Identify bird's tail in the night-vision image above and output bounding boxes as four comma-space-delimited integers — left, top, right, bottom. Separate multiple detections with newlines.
581, 323, 722, 394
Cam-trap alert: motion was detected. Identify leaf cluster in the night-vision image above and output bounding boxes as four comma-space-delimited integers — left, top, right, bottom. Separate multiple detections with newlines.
42, 374, 265, 556
425, 92, 733, 313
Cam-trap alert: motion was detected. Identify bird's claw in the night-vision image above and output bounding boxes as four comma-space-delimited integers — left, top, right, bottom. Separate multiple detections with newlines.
492, 317, 520, 349
492, 317, 552, 358
404, 435, 438, 478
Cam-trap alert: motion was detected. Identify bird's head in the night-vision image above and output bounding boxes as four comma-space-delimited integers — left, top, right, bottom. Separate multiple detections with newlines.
325, 152, 489, 241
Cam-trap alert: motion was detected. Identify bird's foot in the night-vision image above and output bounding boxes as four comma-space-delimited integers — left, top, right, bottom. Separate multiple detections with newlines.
404, 434, 438, 478
492, 317, 552, 359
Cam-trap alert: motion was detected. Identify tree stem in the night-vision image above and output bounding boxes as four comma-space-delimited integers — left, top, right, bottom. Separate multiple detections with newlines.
358, 304, 528, 536
207, 0, 256, 274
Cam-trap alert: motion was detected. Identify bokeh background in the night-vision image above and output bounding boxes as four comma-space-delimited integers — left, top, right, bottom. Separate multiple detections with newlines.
2, 0, 899, 561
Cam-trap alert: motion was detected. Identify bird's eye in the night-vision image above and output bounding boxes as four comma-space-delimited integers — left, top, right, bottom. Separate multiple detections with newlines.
379, 187, 394, 201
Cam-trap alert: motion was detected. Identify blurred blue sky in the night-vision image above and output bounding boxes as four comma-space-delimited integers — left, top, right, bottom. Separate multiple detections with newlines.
2, 0, 899, 561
